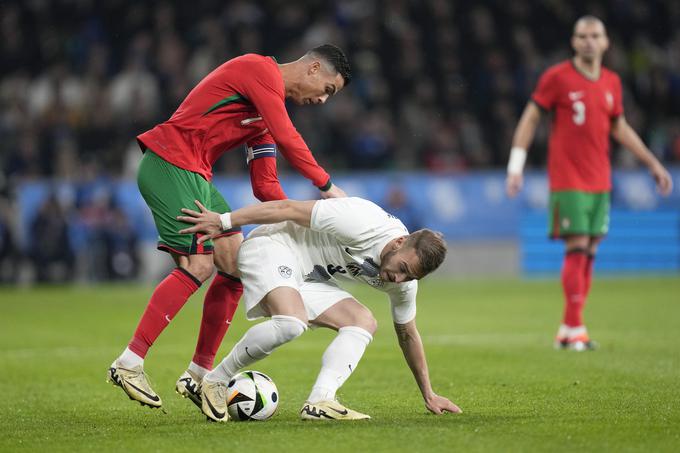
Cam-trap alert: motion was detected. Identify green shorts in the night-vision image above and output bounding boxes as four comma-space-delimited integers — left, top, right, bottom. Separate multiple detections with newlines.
548, 191, 610, 238
137, 150, 239, 255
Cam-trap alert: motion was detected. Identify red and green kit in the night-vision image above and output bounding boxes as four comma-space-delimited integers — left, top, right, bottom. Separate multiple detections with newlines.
136, 54, 332, 255
532, 60, 623, 237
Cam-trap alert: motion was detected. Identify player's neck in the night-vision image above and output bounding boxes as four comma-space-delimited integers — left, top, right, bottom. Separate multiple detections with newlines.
572, 57, 601, 81
278, 62, 301, 98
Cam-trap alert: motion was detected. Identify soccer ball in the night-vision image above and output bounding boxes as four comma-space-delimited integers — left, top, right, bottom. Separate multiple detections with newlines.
226, 370, 279, 421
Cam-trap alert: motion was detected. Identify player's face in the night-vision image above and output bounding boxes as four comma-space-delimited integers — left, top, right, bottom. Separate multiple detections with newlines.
571, 21, 609, 62
380, 246, 422, 284
293, 61, 344, 106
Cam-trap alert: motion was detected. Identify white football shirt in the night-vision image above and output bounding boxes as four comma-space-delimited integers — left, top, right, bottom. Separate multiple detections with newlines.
246, 197, 418, 324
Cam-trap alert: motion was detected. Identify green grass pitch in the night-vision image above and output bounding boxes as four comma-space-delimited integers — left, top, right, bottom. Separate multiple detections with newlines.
1, 277, 679, 452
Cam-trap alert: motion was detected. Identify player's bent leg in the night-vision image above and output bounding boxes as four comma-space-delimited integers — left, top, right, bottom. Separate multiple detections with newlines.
109, 253, 212, 408
179, 234, 245, 410
310, 297, 377, 334
114, 151, 216, 408
301, 298, 374, 421
200, 287, 308, 422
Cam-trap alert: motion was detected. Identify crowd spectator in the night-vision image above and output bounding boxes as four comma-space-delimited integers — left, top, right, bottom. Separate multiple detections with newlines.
29, 194, 74, 283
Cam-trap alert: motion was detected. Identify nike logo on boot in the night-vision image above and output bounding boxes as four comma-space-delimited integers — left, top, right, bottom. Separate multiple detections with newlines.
126, 381, 161, 402
205, 396, 226, 420
329, 406, 349, 415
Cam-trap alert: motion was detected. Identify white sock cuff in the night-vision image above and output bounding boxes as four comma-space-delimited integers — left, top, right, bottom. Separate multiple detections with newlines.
118, 347, 144, 368
271, 315, 308, 342
188, 362, 211, 378
272, 314, 308, 329
569, 326, 587, 337
338, 326, 373, 344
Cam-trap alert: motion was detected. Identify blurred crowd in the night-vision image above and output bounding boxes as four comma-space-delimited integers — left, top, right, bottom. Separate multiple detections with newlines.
1, 0, 680, 283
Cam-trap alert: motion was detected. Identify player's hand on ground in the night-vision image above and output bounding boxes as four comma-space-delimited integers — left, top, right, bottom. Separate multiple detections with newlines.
425, 393, 462, 415
650, 163, 673, 196
177, 200, 223, 243
320, 183, 347, 199
506, 173, 524, 198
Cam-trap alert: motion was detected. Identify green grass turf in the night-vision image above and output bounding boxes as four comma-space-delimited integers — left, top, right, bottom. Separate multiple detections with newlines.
1, 277, 679, 452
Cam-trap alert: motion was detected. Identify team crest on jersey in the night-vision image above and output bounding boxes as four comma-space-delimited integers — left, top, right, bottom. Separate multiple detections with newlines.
605, 91, 613, 110
278, 265, 292, 278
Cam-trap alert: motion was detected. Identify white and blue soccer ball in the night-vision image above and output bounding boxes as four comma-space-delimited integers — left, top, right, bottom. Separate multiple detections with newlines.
226, 370, 279, 421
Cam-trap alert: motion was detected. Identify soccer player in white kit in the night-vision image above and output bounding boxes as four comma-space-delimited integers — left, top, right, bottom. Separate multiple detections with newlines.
178, 197, 461, 421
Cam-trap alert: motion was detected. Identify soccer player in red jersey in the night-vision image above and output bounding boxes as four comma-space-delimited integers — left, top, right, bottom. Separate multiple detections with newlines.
506, 17, 673, 350
107, 44, 351, 408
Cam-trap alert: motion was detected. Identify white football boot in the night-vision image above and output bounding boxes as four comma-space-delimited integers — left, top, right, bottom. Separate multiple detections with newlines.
107, 361, 162, 408
175, 370, 202, 409
201, 378, 230, 422
300, 400, 370, 421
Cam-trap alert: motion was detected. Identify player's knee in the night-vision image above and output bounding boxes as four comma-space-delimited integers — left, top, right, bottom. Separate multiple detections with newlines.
213, 250, 238, 275
212, 235, 242, 275
353, 308, 377, 335
271, 315, 308, 343
361, 312, 378, 336
183, 259, 214, 282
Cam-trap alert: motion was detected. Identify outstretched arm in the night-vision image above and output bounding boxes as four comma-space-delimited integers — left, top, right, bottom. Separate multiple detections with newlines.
178, 199, 317, 243
611, 115, 673, 195
506, 101, 543, 197
394, 319, 462, 414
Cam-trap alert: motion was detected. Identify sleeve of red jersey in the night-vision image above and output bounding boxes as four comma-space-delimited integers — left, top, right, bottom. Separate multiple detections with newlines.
531, 68, 558, 111
246, 132, 287, 201
611, 74, 624, 118
240, 64, 331, 190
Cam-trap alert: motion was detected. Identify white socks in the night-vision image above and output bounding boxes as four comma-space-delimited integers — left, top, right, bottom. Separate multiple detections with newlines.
188, 362, 211, 380
206, 315, 308, 383
117, 347, 144, 368
203, 319, 373, 404
557, 324, 588, 339
307, 326, 373, 403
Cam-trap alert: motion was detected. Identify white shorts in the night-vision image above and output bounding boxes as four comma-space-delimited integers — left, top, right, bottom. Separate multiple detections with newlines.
238, 236, 353, 321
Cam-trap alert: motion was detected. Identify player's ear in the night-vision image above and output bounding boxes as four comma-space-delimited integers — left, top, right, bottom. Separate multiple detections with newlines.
308, 60, 321, 75
394, 235, 408, 249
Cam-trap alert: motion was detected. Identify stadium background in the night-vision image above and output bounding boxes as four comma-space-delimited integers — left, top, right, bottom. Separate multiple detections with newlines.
1, 0, 679, 283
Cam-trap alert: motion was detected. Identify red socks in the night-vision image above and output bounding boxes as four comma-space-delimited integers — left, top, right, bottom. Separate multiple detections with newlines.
127, 268, 242, 368
192, 272, 243, 369
128, 268, 201, 358
561, 249, 588, 328
584, 253, 595, 300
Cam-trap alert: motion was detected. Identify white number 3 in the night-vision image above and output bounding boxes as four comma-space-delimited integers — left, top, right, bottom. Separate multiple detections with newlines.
572, 100, 586, 125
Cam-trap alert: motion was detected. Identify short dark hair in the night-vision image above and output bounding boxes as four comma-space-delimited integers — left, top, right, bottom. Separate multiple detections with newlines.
404, 229, 447, 278
573, 15, 606, 35
307, 44, 352, 86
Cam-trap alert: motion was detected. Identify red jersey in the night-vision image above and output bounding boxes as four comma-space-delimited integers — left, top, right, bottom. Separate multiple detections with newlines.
531, 60, 623, 192
137, 54, 331, 199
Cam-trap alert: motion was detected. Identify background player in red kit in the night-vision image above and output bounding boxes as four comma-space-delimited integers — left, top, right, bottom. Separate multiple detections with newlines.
506, 16, 673, 350
107, 44, 351, 408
